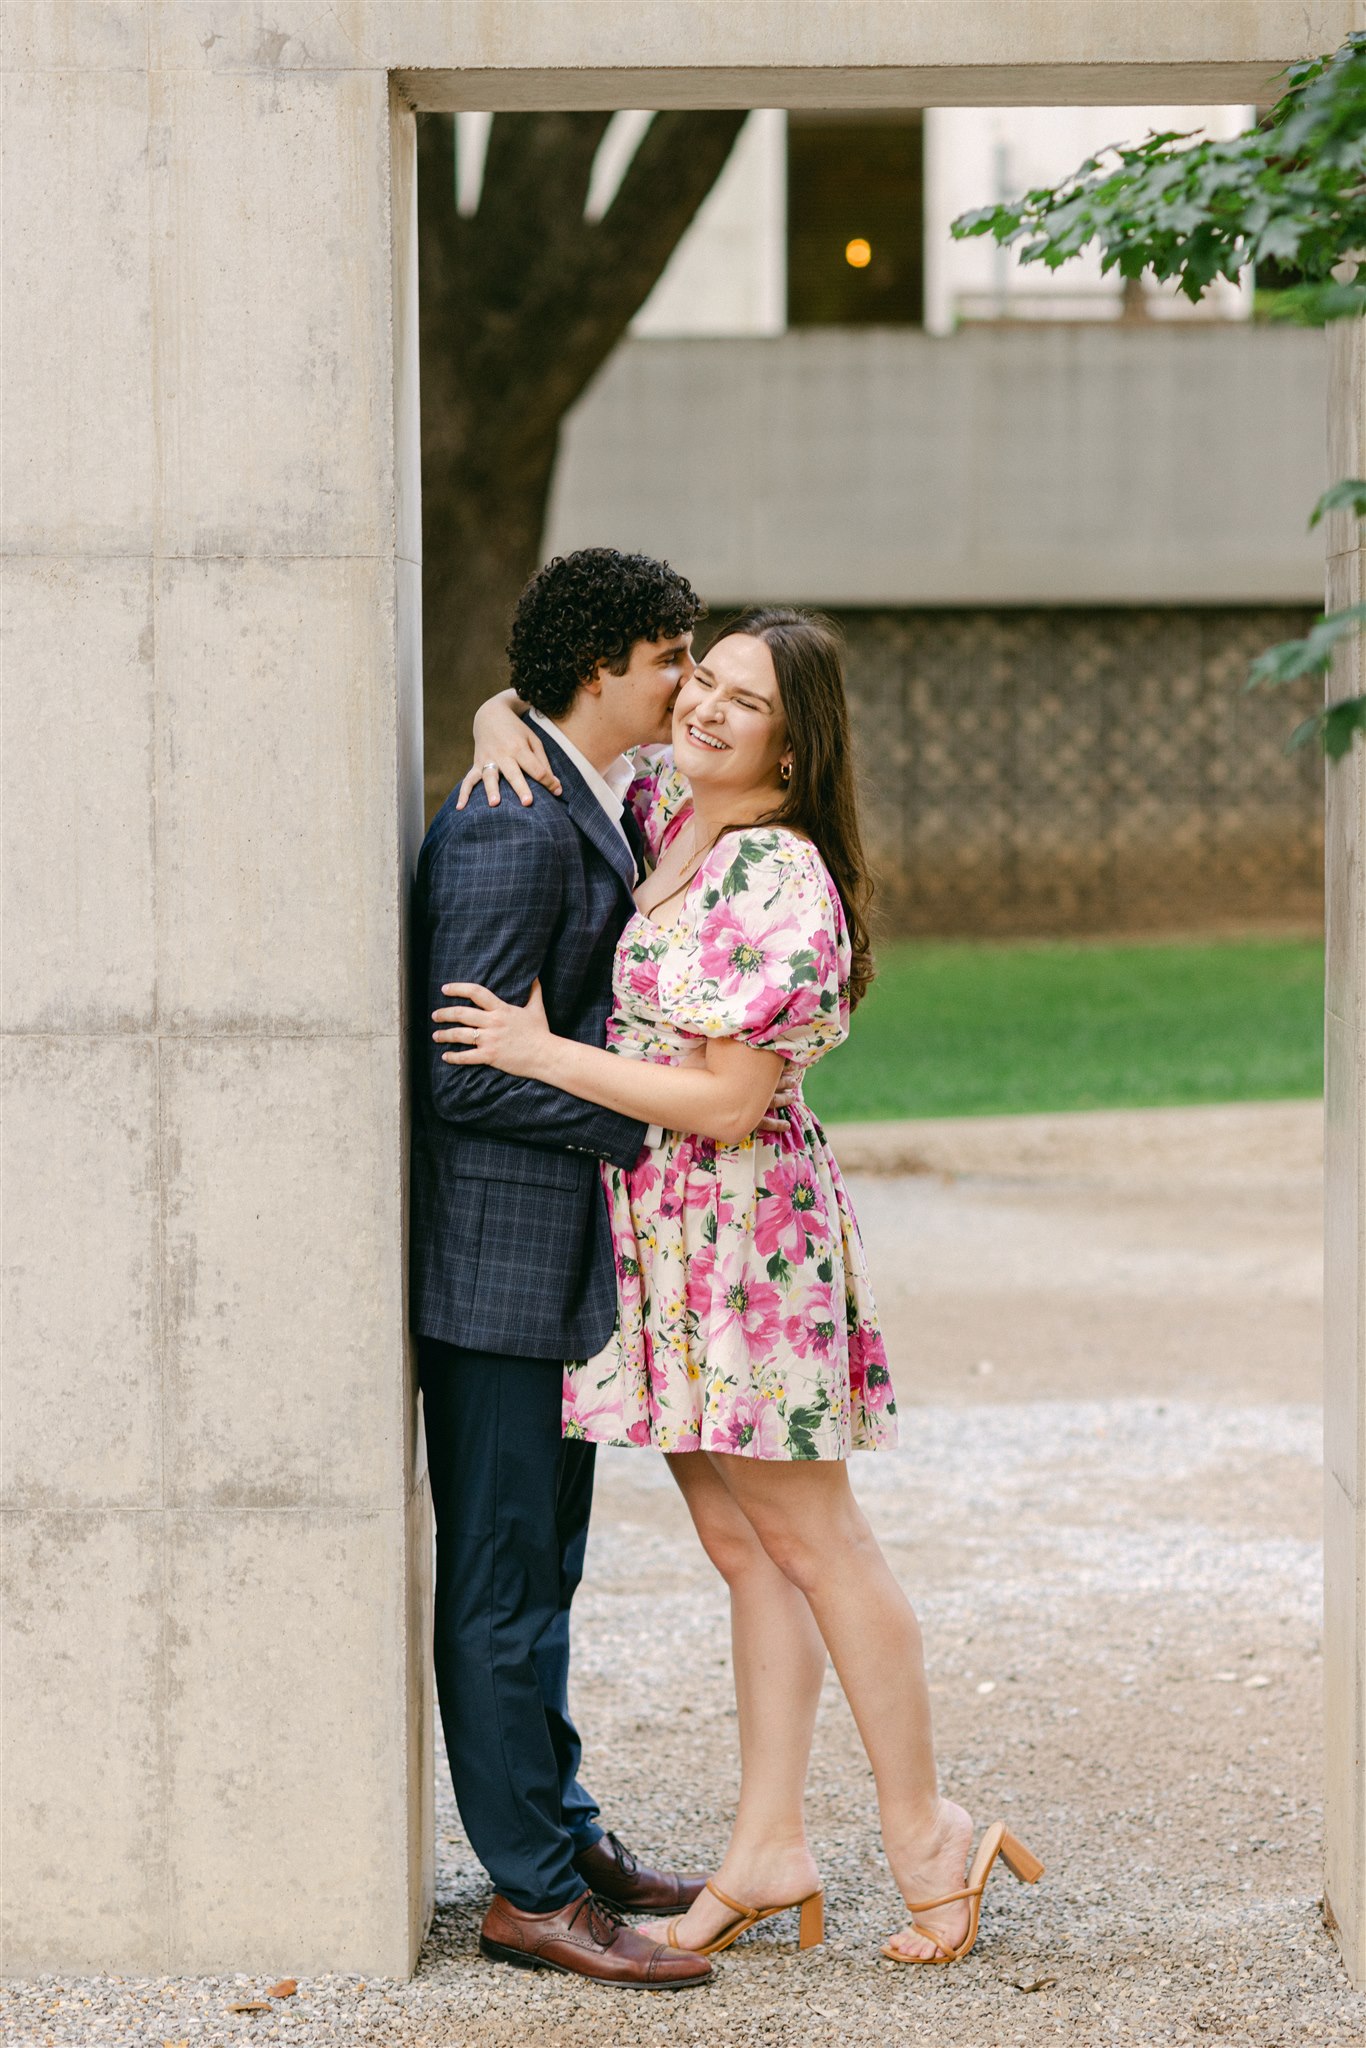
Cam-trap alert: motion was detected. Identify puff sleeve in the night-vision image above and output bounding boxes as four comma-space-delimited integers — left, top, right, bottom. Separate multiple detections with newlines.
663, 829, 850, 1065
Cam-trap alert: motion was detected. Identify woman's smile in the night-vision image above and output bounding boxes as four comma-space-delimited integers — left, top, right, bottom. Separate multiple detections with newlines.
685, 724, 730, 752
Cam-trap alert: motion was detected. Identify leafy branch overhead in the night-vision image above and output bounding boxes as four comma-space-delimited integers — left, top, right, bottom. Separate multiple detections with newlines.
952, 33, 1366, 756
952, 35, 1366, 321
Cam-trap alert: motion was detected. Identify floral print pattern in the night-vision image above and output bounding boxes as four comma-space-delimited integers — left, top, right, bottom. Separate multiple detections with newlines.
562, 748, 896, 1461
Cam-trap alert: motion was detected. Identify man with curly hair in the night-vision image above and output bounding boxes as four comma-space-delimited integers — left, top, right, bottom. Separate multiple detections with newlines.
410, 549, 713, 1988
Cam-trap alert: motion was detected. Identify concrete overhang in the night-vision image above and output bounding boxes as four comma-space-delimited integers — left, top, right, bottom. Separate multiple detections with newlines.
12, 1, 1352, 108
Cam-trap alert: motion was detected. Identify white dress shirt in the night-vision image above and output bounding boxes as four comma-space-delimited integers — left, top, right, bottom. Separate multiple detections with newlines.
529, 710, 637, 869
529, 710, 662, 1149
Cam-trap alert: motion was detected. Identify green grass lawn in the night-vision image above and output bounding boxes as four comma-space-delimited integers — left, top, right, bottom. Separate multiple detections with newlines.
803, 935, 1325, 1124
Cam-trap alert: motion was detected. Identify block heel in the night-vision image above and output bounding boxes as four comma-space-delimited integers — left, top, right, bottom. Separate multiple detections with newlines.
666, 1878, 826, 1956
798, 1890, 825, 1949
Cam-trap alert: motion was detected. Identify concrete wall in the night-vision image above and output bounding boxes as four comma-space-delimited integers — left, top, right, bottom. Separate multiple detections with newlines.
1, 25, 431, 1978
1324, 314, 1366, 1991
546, 325, 1327, 605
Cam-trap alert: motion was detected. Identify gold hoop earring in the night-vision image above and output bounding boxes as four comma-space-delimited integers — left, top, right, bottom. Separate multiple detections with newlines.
780, 760, 793, 785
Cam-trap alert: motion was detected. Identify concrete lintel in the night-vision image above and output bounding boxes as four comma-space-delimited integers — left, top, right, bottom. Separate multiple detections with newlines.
394, 63, 1295, 114
6, 2, 1350, 100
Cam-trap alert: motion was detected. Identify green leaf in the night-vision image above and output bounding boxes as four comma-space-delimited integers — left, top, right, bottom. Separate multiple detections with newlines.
1246, 605, 1366, 689
1288, 695, 1366, 758
1269, 280, 1366, 325
1254, 213, 1308, 263
719, 847, 756, 899
1310, 479, 1366, 528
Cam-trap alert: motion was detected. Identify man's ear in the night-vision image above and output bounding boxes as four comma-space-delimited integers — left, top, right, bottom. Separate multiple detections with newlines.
579, 664, 606, 698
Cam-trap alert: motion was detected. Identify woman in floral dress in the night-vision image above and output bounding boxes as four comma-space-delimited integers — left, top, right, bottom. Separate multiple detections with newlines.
437, 612, 1032, 1966
568, 759, 895, 1464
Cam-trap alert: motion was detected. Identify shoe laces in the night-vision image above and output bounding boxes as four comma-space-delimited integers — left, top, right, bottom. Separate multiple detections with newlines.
576, 1891, 627, 1947
604, 1830, 639, 1877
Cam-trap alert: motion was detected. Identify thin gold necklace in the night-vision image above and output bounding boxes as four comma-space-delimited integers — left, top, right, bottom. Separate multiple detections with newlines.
642, 822, 717, 917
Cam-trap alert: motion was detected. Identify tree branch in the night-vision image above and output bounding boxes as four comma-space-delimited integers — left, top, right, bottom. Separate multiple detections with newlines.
457, 110, 749, 432
468, 112, 614, 314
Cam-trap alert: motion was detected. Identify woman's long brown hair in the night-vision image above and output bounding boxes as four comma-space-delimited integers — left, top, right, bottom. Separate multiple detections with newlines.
707, 608, 876, 1009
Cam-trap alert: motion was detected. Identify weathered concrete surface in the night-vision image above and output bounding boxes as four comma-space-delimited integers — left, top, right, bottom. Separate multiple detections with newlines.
546, 327, 1327, 606
0, 35, 431, 1979
1325, 315, 1366, 1988
4, 1, 1351, 105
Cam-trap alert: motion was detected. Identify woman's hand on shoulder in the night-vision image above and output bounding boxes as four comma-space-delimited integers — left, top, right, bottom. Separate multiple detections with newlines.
457, 690, 562, 810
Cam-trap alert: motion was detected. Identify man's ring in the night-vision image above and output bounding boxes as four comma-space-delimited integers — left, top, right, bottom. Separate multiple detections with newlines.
483, 761, 497, 774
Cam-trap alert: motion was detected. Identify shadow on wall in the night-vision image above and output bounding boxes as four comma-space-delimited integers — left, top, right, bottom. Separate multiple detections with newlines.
804, 605, 1324, 938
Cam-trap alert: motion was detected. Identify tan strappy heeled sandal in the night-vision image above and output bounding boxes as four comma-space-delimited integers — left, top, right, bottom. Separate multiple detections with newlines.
665, 1878, 825, 1957
881, 1820, 1043, 1965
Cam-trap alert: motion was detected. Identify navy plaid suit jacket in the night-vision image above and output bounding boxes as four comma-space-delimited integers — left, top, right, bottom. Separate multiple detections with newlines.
409, 723, 648, 1359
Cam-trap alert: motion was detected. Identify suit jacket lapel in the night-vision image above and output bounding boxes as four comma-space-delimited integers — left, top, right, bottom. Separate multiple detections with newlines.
621, 802, 648, 877
532, 720, 637, 896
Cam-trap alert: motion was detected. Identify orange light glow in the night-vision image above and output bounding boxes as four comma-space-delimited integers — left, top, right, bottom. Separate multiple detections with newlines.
844, 237, 873, 269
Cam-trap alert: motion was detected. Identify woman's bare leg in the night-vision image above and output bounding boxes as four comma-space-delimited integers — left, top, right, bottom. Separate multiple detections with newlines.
709, 1454, 973, 1961
637, 1449, 827, 1948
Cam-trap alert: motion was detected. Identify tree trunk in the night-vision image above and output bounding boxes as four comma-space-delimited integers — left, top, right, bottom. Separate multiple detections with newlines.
418, 422, 561, 817
416, 108, 749, 814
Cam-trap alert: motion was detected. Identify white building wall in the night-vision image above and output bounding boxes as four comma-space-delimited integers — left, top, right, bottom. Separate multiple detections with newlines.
632, 109, 787, 336
546, 325, 1326, 604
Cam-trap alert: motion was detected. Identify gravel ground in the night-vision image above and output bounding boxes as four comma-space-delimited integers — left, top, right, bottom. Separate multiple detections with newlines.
6, 1100, 1362, 2048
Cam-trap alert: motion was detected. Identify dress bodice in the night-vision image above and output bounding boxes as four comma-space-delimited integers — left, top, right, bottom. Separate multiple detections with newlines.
608, 747, 851, 1075
562, 747, 896, 1462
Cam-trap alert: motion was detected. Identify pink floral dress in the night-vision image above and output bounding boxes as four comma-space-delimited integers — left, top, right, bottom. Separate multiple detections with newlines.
562, 749, 896, 1461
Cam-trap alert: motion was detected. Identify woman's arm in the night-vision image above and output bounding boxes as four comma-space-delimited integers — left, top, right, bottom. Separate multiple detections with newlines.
456, 689, 562, 810
433, 980, 783, 1147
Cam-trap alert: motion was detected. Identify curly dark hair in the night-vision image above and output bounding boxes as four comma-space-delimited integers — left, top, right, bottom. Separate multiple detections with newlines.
507, 549, 703, 717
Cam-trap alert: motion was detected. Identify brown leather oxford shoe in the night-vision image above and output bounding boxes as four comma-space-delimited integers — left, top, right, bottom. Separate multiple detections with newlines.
573, 1830, 708, 1914
479, 1890, 712, 1989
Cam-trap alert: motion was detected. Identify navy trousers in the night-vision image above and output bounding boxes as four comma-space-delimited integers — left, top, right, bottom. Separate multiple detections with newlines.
418, 1338, 603, 1912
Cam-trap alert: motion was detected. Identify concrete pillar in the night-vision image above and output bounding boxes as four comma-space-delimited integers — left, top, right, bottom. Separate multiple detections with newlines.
0, 23, 431, 1976
1325, 314, 1366, 1988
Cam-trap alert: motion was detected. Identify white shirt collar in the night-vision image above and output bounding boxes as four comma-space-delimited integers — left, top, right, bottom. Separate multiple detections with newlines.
529, 709, 634, 824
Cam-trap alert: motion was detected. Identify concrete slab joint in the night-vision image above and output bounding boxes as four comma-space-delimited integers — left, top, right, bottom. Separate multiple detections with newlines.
1, 0, 1363, 1992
